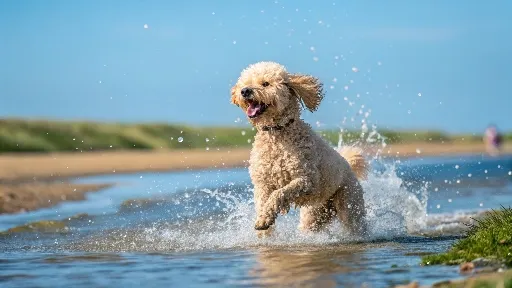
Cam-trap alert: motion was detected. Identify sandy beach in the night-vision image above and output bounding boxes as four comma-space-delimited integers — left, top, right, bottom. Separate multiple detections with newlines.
1, 142, 510, 214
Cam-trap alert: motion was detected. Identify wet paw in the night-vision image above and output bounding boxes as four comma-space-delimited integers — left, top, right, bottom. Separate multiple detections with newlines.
256, 226, 274, 238
254, 216, 275, 230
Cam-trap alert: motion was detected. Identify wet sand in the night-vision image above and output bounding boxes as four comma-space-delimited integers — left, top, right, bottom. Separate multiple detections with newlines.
1, 142, 510, 215
0, 182, 112, 215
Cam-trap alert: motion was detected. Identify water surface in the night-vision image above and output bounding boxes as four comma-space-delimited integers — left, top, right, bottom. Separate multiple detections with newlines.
1, 154, 511, 287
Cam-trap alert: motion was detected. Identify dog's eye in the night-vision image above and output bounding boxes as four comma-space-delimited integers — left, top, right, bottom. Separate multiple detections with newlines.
262, 81, 270, 87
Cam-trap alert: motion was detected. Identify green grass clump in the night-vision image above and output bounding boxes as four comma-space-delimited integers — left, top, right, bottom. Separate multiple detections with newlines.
422, 206, 512, 266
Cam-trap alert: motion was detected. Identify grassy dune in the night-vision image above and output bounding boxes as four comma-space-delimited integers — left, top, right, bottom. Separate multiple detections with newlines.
0, 118, 257, 153
0, 118, 509, 153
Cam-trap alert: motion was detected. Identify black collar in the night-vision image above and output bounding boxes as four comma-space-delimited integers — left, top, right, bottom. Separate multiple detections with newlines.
261, 118, 295, 131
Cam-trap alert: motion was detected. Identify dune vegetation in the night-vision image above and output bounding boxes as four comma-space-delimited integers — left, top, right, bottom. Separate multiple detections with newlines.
0, 118, 505, 153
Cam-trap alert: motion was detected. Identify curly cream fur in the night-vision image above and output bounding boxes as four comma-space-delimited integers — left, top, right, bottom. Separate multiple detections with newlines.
231, 61, 369, 236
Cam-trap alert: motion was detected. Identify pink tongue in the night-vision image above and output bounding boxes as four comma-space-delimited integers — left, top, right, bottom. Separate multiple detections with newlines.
247, 103, 261, 117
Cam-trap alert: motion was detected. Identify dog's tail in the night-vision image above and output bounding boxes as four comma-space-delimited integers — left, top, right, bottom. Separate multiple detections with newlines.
338, 146, 369, 180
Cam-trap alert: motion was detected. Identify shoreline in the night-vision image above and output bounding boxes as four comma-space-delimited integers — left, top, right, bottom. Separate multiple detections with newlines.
1, 142, 510, 215
2, 142, 510, 182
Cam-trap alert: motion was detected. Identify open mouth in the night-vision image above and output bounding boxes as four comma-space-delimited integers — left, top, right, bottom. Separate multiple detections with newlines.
246, 100, 268, 118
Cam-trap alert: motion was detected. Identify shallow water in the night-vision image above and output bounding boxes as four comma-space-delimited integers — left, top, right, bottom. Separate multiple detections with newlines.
1, 154, 511, 287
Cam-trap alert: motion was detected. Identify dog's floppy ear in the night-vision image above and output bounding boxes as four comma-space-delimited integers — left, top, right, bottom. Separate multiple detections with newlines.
288, 74, 324, 112
230, 85, 240, 107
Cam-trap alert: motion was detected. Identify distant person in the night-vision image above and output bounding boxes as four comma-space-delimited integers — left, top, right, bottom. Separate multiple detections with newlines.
483, 124, 503, 156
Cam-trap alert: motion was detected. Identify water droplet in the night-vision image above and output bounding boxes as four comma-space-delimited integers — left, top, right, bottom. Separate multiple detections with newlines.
448, 199, 452, 203
479, 203, 483, 207
178, 137, 184, 143
418, 93, 422, 97
312, 56, 319, 61
310, 46, 315, 51
233, 40, 237, 44
241, 130, 246, 136
455, 165, 459, 169
509, 171, 512, 175
143, 24, 149, 29
468, 173, 472, 177
436, 204, 441, 209
72, 138, 75, 141
344, 85, 349, 90
205, 138, 210, 142
351, 67, 359, 72
416, 148, 421, 154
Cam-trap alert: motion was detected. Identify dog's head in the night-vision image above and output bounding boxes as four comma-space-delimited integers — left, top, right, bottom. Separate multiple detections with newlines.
230, 62, 324, 128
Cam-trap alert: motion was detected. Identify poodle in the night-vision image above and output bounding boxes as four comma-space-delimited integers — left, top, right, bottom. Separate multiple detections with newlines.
230, 61, 369, 236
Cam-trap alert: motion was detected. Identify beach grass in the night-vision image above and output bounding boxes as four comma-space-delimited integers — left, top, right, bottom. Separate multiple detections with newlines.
422, 206, 512, 267
0, 118, 503, 153
0, 118, 256, 153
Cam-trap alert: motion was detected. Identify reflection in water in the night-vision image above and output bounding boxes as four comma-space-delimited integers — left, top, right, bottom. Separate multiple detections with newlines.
250, 245, 373, 287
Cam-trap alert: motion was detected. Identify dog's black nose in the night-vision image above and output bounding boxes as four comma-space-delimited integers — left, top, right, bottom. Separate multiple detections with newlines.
241, 87, 253, 98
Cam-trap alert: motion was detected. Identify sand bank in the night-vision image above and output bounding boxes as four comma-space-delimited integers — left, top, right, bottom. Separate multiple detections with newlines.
2, 143, 510, 182
1, 142, 510, 215
0, 182, 112, 215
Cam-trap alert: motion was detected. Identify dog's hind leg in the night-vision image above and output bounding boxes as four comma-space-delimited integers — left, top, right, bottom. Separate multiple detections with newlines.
333, 178, 367, 237
298, 198, 336, 232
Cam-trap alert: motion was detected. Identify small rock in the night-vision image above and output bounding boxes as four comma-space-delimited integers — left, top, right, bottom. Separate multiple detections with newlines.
471, 257, 501, 268
459, 262, 475, 273
395, 281, 419, 288
474, 267, 498, 274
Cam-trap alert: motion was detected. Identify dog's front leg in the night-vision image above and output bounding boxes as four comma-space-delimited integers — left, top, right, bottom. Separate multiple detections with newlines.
254, 177, 314, 230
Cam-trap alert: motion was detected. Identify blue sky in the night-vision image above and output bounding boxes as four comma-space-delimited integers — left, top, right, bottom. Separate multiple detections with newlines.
1, 0, 511, 133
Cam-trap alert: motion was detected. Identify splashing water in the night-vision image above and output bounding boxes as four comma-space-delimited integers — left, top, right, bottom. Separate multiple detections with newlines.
65, 125, 429, 254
